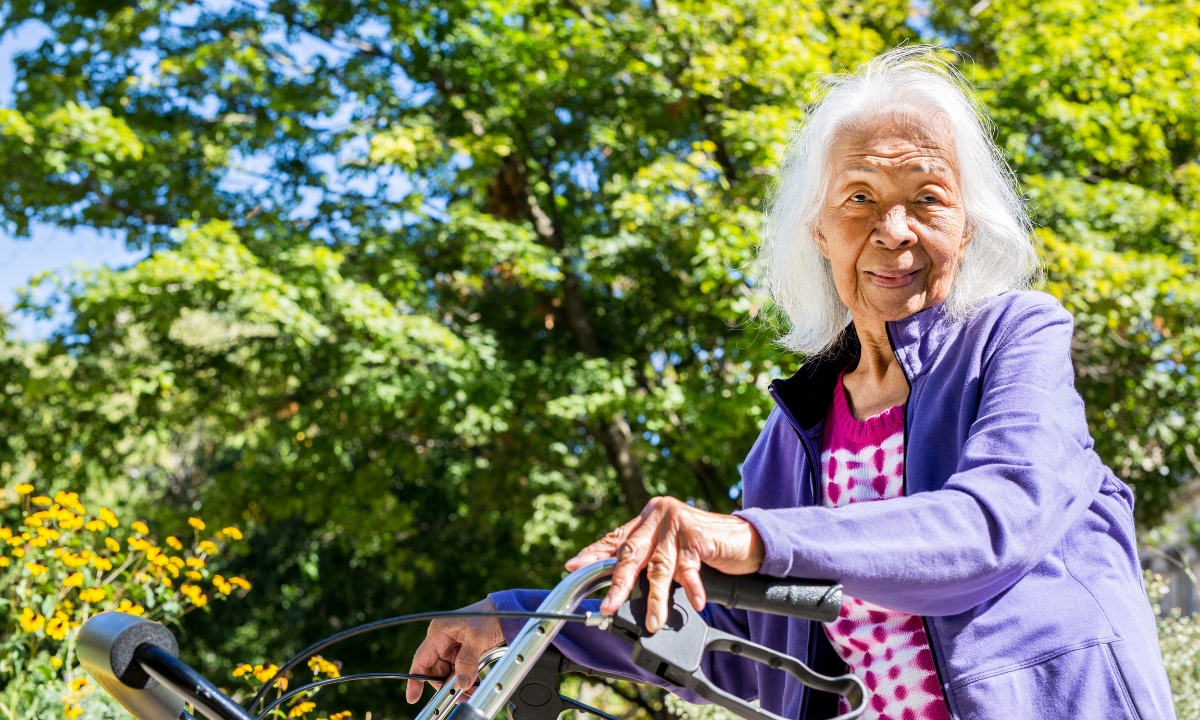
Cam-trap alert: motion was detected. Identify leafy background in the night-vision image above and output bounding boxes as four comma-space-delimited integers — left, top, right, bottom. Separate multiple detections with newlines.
0, 0, 1198, 717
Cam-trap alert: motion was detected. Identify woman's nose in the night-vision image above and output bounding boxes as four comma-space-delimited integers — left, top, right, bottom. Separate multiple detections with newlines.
873, 205, 918, 249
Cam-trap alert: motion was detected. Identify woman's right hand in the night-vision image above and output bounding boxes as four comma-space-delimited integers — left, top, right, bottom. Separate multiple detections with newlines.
405, 598, 505, 704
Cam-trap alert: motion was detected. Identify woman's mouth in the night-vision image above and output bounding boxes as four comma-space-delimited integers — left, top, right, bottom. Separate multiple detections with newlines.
866, 269, 921, 289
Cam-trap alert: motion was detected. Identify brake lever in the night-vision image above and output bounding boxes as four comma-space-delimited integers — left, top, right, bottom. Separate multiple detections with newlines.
607, 579, 867, 720
506, 645, 620, 720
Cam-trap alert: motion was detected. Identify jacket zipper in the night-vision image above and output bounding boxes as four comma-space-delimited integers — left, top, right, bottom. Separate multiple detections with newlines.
768, 382, 823, 718
885, 323, 954, 718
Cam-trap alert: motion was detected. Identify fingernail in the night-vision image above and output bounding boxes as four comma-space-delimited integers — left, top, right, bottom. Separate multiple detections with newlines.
457, 674, 471, 687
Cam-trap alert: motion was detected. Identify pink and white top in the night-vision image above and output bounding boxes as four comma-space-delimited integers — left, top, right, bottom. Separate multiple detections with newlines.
820, 372, 950, 720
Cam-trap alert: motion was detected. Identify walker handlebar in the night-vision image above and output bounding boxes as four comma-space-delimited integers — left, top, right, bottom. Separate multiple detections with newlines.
700, 566, 842, 622
77, 561, 858, 720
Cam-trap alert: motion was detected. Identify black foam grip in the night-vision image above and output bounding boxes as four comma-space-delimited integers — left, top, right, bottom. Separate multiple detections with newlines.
699, 566, 842, 623
111, 620, 178, 689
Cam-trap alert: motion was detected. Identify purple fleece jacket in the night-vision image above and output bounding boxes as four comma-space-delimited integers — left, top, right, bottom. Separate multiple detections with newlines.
491, 291, 1175, 720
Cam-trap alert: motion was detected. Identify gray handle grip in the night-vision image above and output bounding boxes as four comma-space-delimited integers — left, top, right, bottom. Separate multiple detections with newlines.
700, 566, 842, 622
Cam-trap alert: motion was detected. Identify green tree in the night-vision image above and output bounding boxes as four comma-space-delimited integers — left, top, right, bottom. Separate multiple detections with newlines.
930, 0, 1200, 521
0, 0, 1198, 716
0, 0, 910, 714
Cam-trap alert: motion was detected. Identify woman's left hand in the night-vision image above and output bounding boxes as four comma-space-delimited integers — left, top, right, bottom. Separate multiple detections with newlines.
565, 496, 765, 633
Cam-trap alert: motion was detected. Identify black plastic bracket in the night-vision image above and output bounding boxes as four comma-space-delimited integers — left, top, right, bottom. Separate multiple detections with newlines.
608, 577, 867, 720
507, 645, 621, 720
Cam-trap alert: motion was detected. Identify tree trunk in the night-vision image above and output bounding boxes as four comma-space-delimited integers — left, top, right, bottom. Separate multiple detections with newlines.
492, 155, 650, 515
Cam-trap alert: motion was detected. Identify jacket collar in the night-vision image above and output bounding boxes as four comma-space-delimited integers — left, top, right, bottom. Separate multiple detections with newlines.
770, 302, 950, 431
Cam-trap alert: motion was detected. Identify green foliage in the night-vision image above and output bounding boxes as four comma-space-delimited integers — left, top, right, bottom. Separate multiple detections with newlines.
1146, 573, 1200, 719
0, 0, 1195, 717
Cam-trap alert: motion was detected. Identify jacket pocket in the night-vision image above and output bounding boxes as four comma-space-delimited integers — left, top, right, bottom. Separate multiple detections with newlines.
946, 640, 1141, 720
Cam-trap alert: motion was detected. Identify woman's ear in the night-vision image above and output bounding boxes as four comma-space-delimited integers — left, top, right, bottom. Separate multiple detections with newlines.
959, 222, 975, 258
813, 229, 831, 259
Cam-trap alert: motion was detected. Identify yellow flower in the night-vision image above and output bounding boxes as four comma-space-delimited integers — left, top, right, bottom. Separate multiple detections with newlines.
220, 526, 244, 540
186, 556, 205, 568
161, 576, 173, 588
329, 713, 352, 720
47, 613, 70, 640
24, 562, 48, 577
131, 521, 149, 535
116, 600, 145, 616
128, 537, 151, 552
62, 514, 85, 531
180, 583, 207, 607
11, 548, 24, 558
229, 576, 252, 591
166, 536, 183, 550
308, 656, 340, 678
0, 558, 7, 567
92, 556, 112, 572
99, 507, 119, 528
288, 701, 316, 718
213, 575, 233, 594
32, 496, 52, 507
105, 537, 121, 553
188, 517, 205, 531
251, 664, 277, 683
51, 656, 63, 669
186, 570, 203, 581
54, 492, 84, 513
70, 677, 91, 692
14, 484, 33, 495
63, 552, 89, 568
198, 540, 218, 555
64, 572, 84, 587
0, 528, 10, 540
152, 553, 169, 567
19, 608, 44, 633
233, 663, 254, 678
63, 702, 83, 719
84, 519, 107, 532
79, 587, 107, 603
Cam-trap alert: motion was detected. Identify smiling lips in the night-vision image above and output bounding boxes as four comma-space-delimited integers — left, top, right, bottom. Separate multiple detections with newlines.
866, 268, 922, 288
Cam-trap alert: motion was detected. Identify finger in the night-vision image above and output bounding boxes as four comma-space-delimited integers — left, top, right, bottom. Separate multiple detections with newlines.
599, 508, 664, 615
453, 637, 489, 691
565, 515, 642, 571
675, 548, 708, 612
643, 526, 678, 633
406, 625, 458, 703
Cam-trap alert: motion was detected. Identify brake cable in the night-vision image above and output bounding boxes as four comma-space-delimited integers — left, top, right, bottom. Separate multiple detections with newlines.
246, 610, 593, 713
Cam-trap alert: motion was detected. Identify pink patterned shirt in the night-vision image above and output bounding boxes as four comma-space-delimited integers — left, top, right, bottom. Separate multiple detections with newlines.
820, 372, 949, 720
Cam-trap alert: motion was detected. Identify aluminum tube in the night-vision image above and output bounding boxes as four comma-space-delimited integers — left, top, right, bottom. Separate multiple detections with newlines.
416, 646, 509, 720
460, 559, 616, 720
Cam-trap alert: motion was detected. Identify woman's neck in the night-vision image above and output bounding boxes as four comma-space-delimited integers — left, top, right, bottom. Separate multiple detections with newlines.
842, 317, 910, 421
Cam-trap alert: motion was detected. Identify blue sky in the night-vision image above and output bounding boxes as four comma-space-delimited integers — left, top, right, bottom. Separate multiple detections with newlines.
0, 23, 145, 339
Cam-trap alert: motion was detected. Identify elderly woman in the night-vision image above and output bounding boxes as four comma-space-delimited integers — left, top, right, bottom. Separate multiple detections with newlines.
407, 48, 1174, 719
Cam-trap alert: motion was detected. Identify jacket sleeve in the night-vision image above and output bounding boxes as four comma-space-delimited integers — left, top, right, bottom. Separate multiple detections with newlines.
736, 300, 1104, 616
488, 590, 759, 704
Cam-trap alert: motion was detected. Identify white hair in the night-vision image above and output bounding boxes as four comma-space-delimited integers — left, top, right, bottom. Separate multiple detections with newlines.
760, 45, 1038, 356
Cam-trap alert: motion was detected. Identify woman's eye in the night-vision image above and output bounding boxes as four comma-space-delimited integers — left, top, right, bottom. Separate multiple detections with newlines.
851, 193, 869, 203
920, 194, 940, 204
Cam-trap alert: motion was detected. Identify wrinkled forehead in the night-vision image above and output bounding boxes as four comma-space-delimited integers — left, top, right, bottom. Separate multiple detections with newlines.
827, 104, 959, 175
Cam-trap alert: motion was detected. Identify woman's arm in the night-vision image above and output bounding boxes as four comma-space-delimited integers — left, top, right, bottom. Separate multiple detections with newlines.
738, 300, 1102, 615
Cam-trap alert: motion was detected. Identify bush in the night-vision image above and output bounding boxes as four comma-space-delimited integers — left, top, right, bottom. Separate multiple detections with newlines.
1148, 572, 1200, 719
0, 483, 250, 718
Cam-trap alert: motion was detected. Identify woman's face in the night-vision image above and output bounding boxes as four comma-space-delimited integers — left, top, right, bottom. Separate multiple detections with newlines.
816, 110, 972, 328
